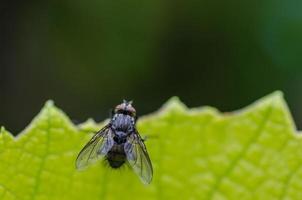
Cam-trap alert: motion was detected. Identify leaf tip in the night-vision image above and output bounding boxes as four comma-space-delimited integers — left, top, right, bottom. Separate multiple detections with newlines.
45, 100, 55, 108
271, 90, 298, 132
0, 126, 14, 140
269, 90, 284, 100
265, 91, 289, 110
247, 90, 285, 109
0, 126, 6, 133
161, 96, 187, 113
79, 118, 99, 130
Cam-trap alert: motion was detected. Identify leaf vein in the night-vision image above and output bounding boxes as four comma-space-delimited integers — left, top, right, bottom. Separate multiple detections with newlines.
206, 102, 274, 200
29, 107, 52, 200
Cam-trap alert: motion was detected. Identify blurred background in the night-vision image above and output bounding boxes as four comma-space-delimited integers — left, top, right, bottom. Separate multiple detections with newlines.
1, 0, 302, 134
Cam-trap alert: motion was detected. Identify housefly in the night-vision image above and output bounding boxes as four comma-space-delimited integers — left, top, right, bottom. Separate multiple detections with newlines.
76, 100, 153, 184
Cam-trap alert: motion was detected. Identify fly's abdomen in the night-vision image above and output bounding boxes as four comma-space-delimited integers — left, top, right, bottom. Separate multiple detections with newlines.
106, 144, 126, 168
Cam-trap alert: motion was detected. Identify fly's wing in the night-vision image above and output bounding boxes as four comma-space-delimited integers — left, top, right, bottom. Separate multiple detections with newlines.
76, 125, 114, 169
124, 130, 153, 184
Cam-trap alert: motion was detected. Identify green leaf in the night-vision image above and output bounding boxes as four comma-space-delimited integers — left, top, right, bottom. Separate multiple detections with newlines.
0, 91, 302, 200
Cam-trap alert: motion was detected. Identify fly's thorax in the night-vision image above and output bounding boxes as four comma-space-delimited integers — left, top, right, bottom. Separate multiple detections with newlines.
111, 113, 135, 133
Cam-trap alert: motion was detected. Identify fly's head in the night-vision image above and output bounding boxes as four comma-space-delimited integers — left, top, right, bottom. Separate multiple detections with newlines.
114, 100, 136, 117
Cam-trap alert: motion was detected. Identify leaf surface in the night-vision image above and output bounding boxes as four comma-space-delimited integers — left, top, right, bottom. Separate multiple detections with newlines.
0, 91, 301, 199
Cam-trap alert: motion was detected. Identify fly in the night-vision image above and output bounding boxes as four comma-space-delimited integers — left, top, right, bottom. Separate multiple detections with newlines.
76, 100, 153, 184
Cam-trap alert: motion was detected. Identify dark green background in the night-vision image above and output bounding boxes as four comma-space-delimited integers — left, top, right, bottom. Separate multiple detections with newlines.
1, 0, 302, 133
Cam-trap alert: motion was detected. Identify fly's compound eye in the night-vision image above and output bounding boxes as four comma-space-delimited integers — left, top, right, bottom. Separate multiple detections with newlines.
114, 103, 126, 113
127, 107, 136, 117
